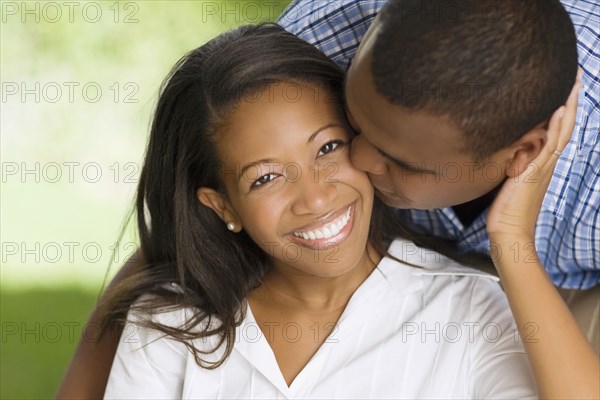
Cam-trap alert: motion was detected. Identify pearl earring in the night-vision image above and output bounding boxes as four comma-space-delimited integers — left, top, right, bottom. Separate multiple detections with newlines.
226, 222, 236, 231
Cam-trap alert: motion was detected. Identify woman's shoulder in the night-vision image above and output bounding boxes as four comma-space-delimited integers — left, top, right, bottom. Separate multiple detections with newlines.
126, 283, 190, 325
106, 285, 195, 397
117, 283, 223, 371
126, 283, 222, 336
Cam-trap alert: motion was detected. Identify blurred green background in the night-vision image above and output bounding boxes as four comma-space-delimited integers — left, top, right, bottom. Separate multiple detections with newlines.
1, 1, 291, 397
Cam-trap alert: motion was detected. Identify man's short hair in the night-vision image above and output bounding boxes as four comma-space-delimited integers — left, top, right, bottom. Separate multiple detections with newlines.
372, 0, 578, 160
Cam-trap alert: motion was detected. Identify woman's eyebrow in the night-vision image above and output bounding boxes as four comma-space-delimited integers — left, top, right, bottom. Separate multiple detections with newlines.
239, 123, 344, 178
308, 123, 343, 142
240, 158, 278, 179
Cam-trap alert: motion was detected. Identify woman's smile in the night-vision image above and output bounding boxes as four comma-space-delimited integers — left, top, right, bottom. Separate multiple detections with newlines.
288, 201, 355, 250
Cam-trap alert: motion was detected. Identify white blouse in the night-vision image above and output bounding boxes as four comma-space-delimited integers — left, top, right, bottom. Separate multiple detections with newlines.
104, 239, 537, 399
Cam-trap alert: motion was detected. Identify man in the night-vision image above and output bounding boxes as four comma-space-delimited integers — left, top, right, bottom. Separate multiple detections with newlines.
278, 0, 599, 290
277, 0, 599, 359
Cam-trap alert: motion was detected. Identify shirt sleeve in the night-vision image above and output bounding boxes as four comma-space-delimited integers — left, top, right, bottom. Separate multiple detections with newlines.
538, 0, 600, 286
467, 278, 538, 399
277, 0, 385, 71
103, 308, 188, 399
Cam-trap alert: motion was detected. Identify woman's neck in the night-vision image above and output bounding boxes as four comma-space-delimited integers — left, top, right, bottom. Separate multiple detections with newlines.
253, 243, 381, 313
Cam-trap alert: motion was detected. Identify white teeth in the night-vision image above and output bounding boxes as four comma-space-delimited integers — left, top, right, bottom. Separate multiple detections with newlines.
293, 205, 352, 240
329, 226, 337, 236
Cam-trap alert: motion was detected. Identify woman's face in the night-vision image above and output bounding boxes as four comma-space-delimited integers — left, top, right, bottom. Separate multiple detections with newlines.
199, 82, 375, 278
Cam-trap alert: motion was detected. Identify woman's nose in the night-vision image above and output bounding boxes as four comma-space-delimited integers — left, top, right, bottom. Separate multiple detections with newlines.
290, 166, 338, 215
350, 135, 388, 175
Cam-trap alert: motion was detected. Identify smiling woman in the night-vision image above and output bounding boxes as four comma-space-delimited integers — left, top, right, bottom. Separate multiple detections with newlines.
198, 81, 374, 281
195, 81, 377, 385
88, 23, 540, 398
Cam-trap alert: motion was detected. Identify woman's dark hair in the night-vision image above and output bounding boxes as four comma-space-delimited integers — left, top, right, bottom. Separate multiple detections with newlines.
99, 23, 377, 368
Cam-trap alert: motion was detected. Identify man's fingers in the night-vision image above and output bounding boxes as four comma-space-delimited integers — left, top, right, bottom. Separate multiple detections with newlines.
545, 106, 566, 156
544, 72, 580, 157
558, 71, 582, 150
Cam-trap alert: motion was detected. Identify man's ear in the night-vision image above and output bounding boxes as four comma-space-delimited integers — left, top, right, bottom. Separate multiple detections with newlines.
505, 126, 547, 178
196, 187, 242, 232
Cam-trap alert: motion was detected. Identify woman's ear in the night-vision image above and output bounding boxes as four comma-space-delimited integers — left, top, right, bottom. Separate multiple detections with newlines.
196, 187, 242, 232
505, 126, 547, 178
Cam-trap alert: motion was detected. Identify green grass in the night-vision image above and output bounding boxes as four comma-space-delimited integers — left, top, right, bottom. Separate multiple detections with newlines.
1, 287, 99, 399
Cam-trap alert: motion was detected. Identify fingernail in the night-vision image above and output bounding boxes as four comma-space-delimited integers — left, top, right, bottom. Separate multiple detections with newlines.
558, 107, 565, 118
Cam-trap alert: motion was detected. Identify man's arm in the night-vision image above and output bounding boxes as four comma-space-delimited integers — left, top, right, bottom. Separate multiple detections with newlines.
488, 75, 600, 398
55, 253, 141, 399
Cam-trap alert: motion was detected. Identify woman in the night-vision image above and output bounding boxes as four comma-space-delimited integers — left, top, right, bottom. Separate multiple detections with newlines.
61, 24, 596, 399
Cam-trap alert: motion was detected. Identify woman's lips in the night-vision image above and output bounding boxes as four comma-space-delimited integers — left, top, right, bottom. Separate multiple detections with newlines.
287, 202, 356, 250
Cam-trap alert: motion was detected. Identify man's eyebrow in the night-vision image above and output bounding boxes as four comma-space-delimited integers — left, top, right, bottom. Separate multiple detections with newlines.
376, 148, 437, 174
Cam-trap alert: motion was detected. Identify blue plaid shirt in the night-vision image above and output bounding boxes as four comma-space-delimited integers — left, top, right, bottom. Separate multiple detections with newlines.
279, 0, 600, 289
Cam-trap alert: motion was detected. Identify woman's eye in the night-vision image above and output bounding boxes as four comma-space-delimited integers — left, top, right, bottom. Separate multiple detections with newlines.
318, 140, 345, 157
251, 173, 278, 188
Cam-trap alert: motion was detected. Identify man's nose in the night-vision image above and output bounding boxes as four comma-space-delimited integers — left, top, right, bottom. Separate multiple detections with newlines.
350, 135, 388, 175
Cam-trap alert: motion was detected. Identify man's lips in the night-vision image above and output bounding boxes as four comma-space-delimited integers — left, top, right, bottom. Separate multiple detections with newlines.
375, 188, 396, 198
375, 188, 410, 207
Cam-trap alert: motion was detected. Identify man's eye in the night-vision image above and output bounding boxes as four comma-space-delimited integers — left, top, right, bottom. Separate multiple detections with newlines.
398, 162, 419, 173
251, 173, 278, 188
392, 160, 421, 174
318, 140, 345, 156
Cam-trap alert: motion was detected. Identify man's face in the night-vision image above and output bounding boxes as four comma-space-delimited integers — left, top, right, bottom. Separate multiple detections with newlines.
345, 21, 511, 210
